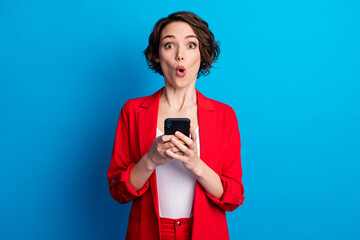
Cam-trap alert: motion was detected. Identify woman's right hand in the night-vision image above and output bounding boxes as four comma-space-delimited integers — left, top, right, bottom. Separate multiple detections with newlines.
146, 135, 182, 169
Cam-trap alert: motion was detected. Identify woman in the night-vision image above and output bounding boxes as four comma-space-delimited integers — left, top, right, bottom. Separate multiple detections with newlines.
108, 11, 245, 240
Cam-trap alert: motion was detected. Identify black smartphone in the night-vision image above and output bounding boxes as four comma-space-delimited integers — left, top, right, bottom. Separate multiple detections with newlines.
164, 118, 190, 137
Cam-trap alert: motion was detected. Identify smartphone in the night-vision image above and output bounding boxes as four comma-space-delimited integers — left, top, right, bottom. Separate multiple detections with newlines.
164, 118, 190, 137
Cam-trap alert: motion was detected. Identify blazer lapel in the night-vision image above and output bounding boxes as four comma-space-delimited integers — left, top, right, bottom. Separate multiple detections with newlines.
138, 89, 162, 157
138, 88, 162, 217
193, 89, 216, 234
196, 89, 216, 167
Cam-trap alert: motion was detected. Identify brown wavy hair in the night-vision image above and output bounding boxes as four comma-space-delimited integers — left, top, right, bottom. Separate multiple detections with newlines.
143, 11, 220, 77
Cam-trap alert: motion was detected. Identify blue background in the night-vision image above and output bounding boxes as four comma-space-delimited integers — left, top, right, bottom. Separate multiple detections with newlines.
1, 0, 359, 239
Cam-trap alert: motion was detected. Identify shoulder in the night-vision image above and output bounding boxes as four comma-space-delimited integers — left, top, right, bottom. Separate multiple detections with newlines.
198, 90, 239, 133
200, 94, 240, 139
198, 90, 236, 116
124, 96, 147, 109
210, 98, 234, 113
211, 98, 238, 125
122, 89, 161, 113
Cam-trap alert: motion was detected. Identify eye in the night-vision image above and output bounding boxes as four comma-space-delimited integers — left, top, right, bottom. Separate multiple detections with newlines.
164, 43, 174, 49
187, 43, 197, 49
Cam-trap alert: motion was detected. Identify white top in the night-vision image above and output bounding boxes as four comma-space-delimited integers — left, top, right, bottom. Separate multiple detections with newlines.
155, 127, 200, 219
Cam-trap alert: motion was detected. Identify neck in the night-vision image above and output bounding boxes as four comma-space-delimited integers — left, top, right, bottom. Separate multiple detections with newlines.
162, 85, 197, 112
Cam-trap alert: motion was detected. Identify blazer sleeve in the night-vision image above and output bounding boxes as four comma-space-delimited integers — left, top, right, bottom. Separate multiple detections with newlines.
205, 107, 245, 211
107, 101, 150, 204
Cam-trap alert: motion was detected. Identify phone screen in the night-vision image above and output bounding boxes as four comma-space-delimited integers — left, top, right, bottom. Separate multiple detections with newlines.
164, 118, 190, 137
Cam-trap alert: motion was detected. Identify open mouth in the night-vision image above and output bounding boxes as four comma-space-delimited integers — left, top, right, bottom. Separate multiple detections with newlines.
176, 66, 186, 77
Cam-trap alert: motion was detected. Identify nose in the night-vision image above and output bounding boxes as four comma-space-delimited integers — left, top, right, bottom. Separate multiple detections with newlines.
176, 55, 184, 61
176, 46, 184, 61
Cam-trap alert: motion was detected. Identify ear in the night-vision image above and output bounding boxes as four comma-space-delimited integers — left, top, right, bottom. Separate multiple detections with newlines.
155, 58, 160, 63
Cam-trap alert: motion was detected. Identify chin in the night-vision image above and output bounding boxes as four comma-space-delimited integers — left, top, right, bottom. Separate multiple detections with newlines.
164, 74, 196, 88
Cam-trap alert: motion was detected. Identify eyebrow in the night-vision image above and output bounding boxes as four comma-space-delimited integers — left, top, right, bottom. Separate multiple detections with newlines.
161, 35, 198, 41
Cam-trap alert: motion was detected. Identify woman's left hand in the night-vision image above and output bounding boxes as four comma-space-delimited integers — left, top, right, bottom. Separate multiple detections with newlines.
166, 127, 202, 174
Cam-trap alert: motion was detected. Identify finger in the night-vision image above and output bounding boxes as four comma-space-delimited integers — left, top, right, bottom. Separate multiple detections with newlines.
171, 137, 189, 154
162, 142, 176, 149
175, 138, 187, 146
174, 151, 184, 155
165, 136, 186, 146
169, 148, 183, 155
166, 149, 186, 162
174, 131, 193, 146
169, 146, 181, 153
160, 134, 174, 143
189, 127, 197, 143
189, 128, 197, 150
178, 128, 197, 150
165, 148, 183, 157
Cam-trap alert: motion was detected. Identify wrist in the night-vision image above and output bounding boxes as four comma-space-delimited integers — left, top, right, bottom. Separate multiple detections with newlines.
193, 158, 204, 178
143, 153, 157, 171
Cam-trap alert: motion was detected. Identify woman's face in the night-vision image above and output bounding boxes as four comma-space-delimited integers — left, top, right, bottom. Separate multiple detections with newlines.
157, 21, 201, 89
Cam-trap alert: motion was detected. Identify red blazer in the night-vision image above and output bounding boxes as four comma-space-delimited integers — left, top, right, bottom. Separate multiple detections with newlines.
108, 88, 245, 240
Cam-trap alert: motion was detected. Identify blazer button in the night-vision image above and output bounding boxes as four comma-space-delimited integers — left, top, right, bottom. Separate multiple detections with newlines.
177, 221, 181, 227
